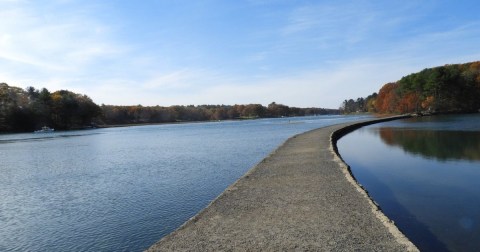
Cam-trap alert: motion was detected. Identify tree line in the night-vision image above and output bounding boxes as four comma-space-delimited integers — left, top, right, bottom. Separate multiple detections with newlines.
343, 61, 480, 114
0, 83, 101, 132
341, 93, 377, 113
101, 102, 337, 125
0, 83, 338, 132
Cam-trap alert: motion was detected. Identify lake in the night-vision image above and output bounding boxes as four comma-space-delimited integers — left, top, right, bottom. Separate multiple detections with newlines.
337, 114, 480, 252
0, 115, 369, 252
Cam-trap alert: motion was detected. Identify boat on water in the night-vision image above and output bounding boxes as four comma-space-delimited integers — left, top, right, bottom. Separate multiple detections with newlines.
34, 126, 55, 133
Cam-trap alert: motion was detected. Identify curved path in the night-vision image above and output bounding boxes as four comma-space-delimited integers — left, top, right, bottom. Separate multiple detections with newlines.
147, 117, 418, 251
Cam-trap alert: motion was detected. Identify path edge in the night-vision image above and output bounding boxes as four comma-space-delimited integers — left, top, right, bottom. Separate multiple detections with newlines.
330, 115, 419, 252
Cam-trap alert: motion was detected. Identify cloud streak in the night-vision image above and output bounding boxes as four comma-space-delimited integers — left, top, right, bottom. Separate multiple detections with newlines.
1, 0, 480, 108
0, 1, 125, 85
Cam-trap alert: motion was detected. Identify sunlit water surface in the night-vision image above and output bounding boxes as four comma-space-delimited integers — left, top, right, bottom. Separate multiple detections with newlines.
338, 114, 480, 252
0, 115, 369, 252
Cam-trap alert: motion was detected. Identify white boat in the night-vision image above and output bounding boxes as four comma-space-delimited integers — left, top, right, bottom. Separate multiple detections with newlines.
34, 126, 55, 133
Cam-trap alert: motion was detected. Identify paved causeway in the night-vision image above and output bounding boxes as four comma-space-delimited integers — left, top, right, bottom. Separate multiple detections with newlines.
147, 118, 418, 251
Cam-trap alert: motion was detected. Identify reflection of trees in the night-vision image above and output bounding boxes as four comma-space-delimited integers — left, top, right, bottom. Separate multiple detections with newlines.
378, 128, 480, 161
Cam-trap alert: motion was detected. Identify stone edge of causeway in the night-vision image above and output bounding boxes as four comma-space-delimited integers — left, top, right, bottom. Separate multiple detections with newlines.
330, 116, 418, 251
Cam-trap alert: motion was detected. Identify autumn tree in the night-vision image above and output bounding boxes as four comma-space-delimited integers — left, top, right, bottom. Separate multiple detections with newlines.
345, 61, 480, 115
375, 82, 399, 114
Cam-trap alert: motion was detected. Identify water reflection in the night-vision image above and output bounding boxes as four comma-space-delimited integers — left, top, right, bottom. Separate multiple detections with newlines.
375, 128, 480, 161
0, 131, 102, 144
337, 114, 480, 252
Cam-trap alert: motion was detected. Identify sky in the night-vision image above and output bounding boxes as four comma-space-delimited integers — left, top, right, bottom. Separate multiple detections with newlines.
1, 0, 480, 108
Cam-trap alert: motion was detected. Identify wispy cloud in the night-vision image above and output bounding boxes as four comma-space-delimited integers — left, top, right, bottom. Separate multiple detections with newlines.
0, 1, 125, 85
1, 0, 479, 108
281, 2, 376, 44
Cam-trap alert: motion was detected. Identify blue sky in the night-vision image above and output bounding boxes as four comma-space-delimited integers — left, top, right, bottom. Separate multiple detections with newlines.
1, 0, 480, 108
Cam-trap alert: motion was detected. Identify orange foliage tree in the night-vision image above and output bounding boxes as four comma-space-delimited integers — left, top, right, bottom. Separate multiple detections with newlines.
398, 92, 420, 113
375, 82, 399, 113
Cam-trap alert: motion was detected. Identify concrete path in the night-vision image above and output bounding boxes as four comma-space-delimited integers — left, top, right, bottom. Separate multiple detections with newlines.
147, 117, 418, 251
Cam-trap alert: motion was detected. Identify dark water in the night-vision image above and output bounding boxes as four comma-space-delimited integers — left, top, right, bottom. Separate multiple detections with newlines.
338, 114, 480, 252
0, 115, 369, 252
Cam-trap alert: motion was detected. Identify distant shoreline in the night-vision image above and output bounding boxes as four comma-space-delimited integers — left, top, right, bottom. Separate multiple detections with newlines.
95, 116, 262, 129
0, 115, 338, 134
0, 115, 313, 134
95, 114, 343, 129
3, 111, 477, 134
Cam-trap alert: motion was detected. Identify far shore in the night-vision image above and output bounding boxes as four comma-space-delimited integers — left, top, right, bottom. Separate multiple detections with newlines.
3, 110, 477, 134
100, 110, 470, 130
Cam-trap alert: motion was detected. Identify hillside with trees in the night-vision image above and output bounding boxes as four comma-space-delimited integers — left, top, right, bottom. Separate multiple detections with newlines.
343, 61, 480, 114
1, 83, 338, 132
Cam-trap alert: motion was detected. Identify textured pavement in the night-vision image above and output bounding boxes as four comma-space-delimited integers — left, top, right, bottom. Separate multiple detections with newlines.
147, 117, 418, 251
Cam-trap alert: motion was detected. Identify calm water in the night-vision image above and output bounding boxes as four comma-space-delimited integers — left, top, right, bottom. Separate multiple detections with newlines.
0, 115, 369, 252
338, 114, 480, 252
